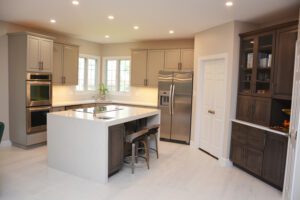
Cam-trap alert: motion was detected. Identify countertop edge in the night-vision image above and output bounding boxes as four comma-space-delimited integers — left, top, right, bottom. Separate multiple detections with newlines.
231, 119, 288, 137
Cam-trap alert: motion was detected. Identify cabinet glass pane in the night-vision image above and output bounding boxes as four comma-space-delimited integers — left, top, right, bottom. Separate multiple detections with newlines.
239, 39, 254, 94
255, 34, 273, 95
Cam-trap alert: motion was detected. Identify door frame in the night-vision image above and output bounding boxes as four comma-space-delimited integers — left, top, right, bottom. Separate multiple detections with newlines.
192, 53, 230, 165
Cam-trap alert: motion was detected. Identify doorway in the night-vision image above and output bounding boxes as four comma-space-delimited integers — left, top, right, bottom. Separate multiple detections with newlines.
198, 57, 227, 158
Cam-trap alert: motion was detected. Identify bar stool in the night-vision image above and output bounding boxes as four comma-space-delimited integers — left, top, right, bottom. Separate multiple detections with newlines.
145, 124, 160, 159
124, 129, 150, 174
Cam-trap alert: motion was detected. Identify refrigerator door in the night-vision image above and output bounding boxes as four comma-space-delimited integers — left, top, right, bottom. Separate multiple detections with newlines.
158, 71, 173, 140
171, 72, 193, 143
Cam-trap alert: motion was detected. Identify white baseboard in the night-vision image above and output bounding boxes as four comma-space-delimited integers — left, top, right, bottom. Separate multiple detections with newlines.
189, 140, 198, 149
218, 157, 233, 167
0, 140, 12, 147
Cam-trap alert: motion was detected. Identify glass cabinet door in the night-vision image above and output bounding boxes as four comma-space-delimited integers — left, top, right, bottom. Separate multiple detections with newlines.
254, 33, 274, 96
239, 38, 255, 94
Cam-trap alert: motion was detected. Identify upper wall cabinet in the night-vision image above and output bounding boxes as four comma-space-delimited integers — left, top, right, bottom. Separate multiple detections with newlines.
164, 49, 194, 71
53, 42, 79, 85
8, 32, 54, 73
238, 21, 298, 99
131, 48, 194, 87
273, 26, 298, 100
131, 50, 148, 86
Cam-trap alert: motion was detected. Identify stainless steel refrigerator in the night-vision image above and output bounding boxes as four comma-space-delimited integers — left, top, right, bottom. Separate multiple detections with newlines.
158, 71, 193, 144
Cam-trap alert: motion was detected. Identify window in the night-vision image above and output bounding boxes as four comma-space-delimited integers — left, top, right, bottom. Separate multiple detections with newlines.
104, 58, 130, 92
76, 55, 100, 91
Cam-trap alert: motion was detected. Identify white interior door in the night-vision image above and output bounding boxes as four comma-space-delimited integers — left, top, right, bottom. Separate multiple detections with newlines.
284, 41, 300, 200
199, 58, 226, 158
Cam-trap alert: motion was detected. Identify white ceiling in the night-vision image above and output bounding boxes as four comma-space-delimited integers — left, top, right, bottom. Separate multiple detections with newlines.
0, 0, 299, 43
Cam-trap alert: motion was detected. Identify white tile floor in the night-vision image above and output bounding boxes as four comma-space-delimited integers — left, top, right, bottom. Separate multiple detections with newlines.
0, 142, 282, 200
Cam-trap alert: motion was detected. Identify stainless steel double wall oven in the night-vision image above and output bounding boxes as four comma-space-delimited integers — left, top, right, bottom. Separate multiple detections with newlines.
26, 73, 52, 134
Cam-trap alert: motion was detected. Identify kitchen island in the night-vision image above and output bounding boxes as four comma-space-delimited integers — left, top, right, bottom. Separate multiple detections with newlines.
47, 105, 160, 183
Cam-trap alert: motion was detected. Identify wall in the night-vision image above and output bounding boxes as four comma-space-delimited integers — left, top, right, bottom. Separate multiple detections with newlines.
101, 39, 194, 106
0, 20, 102, 141
191, 21, 257, 163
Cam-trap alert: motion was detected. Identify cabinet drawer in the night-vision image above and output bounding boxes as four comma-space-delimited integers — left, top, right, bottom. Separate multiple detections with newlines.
230, 141, 246, 167
247, 127, 266, 151
232, 123, 247, 144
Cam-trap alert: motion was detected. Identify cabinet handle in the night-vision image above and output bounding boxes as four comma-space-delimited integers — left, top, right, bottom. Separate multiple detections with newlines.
41, 61, 43, 70
144, 79, 146, 86
64, 76, 66, 84
146, 79, 148, 86
38, 61, 42, 70
179, 62, 182, 70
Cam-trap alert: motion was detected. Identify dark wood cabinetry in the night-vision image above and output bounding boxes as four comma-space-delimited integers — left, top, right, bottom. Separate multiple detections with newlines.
236, 95, 271, 126
108, 124, 125, 176
273, 26, 298, 99
230, 122, 288, 189
262, 133, 288, 188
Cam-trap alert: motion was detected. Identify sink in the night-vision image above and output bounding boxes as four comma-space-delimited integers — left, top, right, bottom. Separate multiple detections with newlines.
97, 116, 113, 120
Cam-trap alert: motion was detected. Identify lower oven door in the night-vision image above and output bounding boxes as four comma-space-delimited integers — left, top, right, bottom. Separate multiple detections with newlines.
26, 106, 51, 134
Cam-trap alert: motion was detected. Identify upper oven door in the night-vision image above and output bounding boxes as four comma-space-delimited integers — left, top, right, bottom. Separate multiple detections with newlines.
26, 81, 52, 107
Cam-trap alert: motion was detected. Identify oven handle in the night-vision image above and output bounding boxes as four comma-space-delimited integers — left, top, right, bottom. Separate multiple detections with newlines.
27, 81, 52, 85
27, 106, 52, 112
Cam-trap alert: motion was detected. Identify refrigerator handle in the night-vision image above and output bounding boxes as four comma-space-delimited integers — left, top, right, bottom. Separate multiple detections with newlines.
169, 84, 172, 115
172, 84, 175, 115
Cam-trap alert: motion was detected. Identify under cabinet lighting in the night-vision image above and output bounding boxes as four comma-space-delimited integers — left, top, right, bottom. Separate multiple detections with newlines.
50, 19, 56, 23
133, 26, 139, 30
105, 35, 110, 38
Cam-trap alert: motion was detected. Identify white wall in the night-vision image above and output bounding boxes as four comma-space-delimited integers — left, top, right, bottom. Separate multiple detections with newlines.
191, 21, 257, 161
0, 20, 103, 141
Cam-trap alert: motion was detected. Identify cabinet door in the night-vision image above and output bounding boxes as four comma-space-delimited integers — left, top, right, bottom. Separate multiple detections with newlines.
262, 133, 288, 189
164, 49, 181, 70
131, 50, 147, 86
252, 97, 271, 126
53, 43, 63, 84
236, 95, 253, 122
27, 36, 40, 71
39, 38, 53, 72
230, 142, 246, 168
147, 50, 164, 87
63, 45, 79, 85
231, 122, 247, 145
273, 26, 298, 100
181, 49, 194, 70
245, 148, 264, 176
108, 124, 125, 175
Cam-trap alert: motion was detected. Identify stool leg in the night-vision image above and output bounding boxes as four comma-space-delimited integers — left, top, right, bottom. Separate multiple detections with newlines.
131, 142, 135, 174
154, 134, 159, 159
144, 140, 150, 170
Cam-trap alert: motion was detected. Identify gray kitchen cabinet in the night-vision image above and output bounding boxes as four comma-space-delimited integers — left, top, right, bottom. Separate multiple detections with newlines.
7, 32, 54, 72
108, 124, 125, 176
147, 50, 165, 87
53, 42, 79, 85
164, 49, 194, 71
131, 50, 148, 86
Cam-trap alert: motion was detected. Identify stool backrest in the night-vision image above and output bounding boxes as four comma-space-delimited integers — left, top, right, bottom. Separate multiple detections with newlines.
0, 122, 4, 143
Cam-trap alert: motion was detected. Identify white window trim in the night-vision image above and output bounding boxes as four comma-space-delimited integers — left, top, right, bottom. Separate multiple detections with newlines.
102, 56, 131, 94
76, 54, 101, 94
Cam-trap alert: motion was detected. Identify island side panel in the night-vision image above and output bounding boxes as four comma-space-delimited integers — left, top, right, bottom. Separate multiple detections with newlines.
47, 114, 109, 183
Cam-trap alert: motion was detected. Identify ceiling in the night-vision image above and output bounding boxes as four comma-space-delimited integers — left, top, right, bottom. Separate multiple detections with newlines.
0, 0, 299, 43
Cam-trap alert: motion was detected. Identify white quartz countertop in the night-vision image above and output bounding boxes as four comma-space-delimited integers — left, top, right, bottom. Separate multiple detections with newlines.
232, 119, 288, 137
49, 105, 160, 126
52, 99, 157, 108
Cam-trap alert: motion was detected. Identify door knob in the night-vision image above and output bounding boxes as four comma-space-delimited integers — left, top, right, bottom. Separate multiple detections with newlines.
208, 110, 215, 114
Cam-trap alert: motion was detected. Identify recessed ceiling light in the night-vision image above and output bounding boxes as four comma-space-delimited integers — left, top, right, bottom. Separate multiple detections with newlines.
107, 15, 114, 20
225, 1, 233, 7
50, 19, 56, 23
105, 35, 110, 38
169, 30, 175, 34
133, 26, 139, 30
72, 0, 79, 5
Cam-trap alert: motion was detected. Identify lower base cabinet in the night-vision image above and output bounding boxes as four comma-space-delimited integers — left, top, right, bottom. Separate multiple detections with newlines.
230, 122, 288, 189
108, 124, 125, 176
